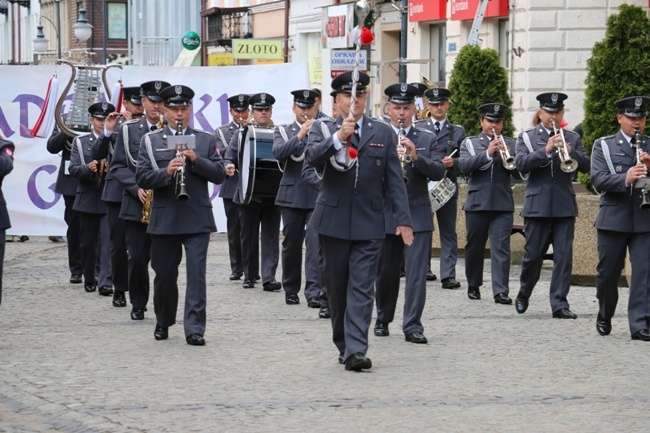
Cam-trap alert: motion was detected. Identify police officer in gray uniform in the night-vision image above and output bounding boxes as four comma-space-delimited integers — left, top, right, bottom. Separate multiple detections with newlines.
136, 84, 225, 346
110, 80, 170, 315
215, 94, 249, 281
591, 95, 650, 341
0, 136, 14, 306
69, 102, 115, 295
459, 103, 520, 303
514, 92, 590, 319
416, 88, 466, 288
305, 71, 413, 371
273, 89, 323, 307
374, 83, 445, 344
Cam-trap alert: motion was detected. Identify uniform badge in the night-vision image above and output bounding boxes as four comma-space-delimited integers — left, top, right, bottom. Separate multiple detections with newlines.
494, 104, 501, 113
155, 81, 163, 92
616, 166, 622, 173
432, 89, 439, 97
400, 83, 408, 93
175, 85, 183, 95
238, 94, 245, 103
102, 102, 108, 111
635, 97, 643, 108
260, 93, 267, 102
551, 93, 558, 104
303, 90, 310, 99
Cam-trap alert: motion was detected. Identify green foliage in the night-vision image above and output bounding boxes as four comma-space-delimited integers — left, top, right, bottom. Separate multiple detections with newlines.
448, 45, 514, 138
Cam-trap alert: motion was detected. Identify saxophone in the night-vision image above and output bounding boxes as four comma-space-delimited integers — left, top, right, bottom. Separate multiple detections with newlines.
140, 114, 165, 224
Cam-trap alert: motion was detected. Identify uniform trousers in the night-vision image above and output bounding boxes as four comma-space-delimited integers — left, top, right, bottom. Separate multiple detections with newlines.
280, 207, 321, 300
319, 235, 381, 361
376, 231, 431, 335
150, 233, 210, 337
223, 198, 243, 274
78, 212, 112, 288
0, 228, 4, 305
519, 216, 574, 312
596, 230, 650, 333
432, 196, 458, 280
63, 194, 82, 276
125, 219, 151, 309
106, 202, 128, 293
239, 202, 280, 284
465, 211, 513, 295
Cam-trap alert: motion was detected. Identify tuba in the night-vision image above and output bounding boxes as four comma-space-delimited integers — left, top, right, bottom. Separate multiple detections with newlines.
174, 120, 190, 201
634, 129, 650, 209
551, 120, 578, 173
491, 127, 516, 170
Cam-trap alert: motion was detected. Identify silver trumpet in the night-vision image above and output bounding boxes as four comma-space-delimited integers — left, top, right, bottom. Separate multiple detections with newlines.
491, 127, 516, 170
551, 120, 578, 173
397, 120, 411, 183
175, 120, 190, 201
634, 129, 650, 209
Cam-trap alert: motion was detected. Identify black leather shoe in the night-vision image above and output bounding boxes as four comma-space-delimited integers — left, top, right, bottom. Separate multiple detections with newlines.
255, 275, 261, 281
318, 306, 331, 319
426, 270, 437, 281
494, 293, 513, 305
98, 286, 114, 296
112, 290, 127, 308
285, 294, 300, 305
467, 286, 481, 300
307, 297, 321, 308
552, 308, 577, 319
515, 293, 528, 314
344, 353, 372, 371
229, 272, 243, 281
405, 332, 428, 344
596, 315, 611, 336
186, 333, 206, 346
441, 277, 461, 289
631, 329, 650, 341
263, 280, 281, 291
84, 282, 97, 293
242, 279, 255, 289
374, 320, 389, 337
130, 308, 145, 320
154, 326, 168, 341
70, 274, 83, 284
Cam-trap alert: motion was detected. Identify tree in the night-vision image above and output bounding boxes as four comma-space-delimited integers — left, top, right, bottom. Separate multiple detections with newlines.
581, 4, 650, 188
448, 44, 514, 137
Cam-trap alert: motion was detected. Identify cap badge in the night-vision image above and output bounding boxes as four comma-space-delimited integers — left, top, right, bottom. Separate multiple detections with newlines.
238, 94, 245, 102
101, 102, 108, 111
155, 81, 162, 92
635, 97, 643, 108
175, 85, 183, 95
551, 93, 558, 104
432, 89, 439, 97
400, 83, 408, 92
260, 93, 267, 102
303, 90, 310, 99
494, 104, 501, 112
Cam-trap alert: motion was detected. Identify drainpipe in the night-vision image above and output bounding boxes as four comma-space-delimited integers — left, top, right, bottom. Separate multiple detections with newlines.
283, 0, 290, 63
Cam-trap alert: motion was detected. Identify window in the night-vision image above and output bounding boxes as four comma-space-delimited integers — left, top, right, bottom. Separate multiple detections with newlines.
429, 24, 446, 86
498, 19, 509, 68
107, 3, 127, 40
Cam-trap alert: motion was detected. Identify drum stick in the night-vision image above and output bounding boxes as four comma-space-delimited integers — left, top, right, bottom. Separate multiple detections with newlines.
448, 149, 458, 158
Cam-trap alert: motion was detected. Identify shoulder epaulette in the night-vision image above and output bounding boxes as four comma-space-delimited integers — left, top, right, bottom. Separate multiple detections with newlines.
415, 126, 434, 135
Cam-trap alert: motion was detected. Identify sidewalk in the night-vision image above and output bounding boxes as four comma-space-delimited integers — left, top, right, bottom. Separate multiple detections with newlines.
0, 235, 647, 433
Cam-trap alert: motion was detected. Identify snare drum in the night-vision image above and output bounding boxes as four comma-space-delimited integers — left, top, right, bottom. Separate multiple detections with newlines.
428, 177, 457, 213
238, 125, 282, 204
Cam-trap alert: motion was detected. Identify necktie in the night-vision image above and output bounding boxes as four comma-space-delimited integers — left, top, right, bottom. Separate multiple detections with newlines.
354, 123, 361, 143
434, 122, 441, 134
631, 137, 637, 146
150, 125, 157, 131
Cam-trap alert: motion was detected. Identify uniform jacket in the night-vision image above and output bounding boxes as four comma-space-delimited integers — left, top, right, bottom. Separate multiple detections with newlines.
69, 133, 107, 214
416, 118, 466, 187
515, 126, 590, 217
91, 124, 122, 203
272, 121, 320, 209
135, 125, 225, 235
383, 124, 444, 233
459, 132, 519, 212
305, 115, 411, 240
215, 121, 240, 200
46, 127, 80, 196
0, 138, 14, 229
591, 131, 650, 232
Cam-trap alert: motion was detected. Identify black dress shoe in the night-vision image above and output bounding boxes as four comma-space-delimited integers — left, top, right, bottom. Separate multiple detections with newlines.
405, 332, 428, 344
285, 294, 300, 305
374, 320, 389, 337
229, 271, 243, 281
112, 290, 127, 308
186, 333, 206, 346
426, 270, 437, 281
552, 308, 577, 319
154, 325, 168, 341
307, 297, 321, 308
242, 279, 255, 289
98, 286, 114, 296
596, 315, 611, 336
263, 280, 281, 291
70, 274, 83, 284
515, 293, 528, 314
318, 306, 331, 319
494, 292, 513, 305
441, 277, 461, 289
130, 308, 145, 320
631, 329, 650, 341
467, 286, 481, 300
84, 282, 97, 293
344, 353, 372, 371
255, 275, 261, 281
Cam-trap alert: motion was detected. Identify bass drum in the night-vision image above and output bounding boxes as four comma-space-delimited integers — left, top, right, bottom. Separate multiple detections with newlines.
238, 125, 282, 205
428, 176, 457, 213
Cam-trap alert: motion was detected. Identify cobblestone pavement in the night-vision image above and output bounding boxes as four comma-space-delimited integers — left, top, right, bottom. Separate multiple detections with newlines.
0, 235, 648, 432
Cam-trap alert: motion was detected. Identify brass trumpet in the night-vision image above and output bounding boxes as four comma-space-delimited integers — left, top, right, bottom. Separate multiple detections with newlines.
551, 120, 578, 173
491, 127, 515, 170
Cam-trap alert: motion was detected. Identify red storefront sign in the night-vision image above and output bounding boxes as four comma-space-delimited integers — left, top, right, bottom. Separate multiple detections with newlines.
450, 0, 509, 21
409, 0, 446, 23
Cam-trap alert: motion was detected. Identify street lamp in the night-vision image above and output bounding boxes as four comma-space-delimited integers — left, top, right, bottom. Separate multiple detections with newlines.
33, 3, 93, 60
72, 8, 93, 42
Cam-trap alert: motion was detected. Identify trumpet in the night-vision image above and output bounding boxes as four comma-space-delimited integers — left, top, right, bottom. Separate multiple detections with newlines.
633, 129, 650, 209
491, 127, 516, 170
397, 120, 411, 183
174, 120, 190, 201
551, 120, 578, 173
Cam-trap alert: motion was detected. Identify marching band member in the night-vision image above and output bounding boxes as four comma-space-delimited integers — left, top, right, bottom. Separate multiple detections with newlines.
305, 71, 413, 371
374, 83, 445, 344
0, 135, 14, 306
